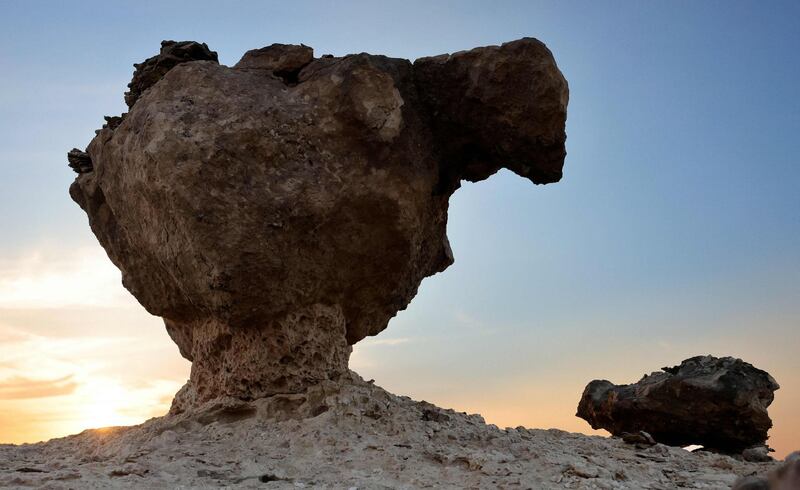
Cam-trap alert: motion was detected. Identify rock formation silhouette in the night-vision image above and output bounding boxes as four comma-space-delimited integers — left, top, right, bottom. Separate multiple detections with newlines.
68, 38, 568, 412
576, 355, 780, 453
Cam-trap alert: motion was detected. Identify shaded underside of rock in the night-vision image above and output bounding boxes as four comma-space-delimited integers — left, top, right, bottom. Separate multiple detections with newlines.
69, 38, 568, 410
576, 355, 780, 453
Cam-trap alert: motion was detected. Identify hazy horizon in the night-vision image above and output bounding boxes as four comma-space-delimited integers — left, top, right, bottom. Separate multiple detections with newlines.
0, 1, 797, 458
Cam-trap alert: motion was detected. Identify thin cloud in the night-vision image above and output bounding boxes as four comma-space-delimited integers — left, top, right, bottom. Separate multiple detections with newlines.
0, 375, 77, 399
453, 310, 497, 335
0, 326, 28, 343
366, 337, 412, 346
0, 246, 132, 309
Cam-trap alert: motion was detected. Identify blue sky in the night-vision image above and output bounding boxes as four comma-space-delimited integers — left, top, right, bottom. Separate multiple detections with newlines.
0, 1, 798, 454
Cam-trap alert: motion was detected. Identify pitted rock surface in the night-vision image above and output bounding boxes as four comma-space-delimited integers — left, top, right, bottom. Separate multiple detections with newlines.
576, 355, 780, 453
69, 38, 568, 410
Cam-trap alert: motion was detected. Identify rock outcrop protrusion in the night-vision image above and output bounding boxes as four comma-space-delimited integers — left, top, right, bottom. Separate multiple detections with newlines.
576, 355, 779, 453
124, 40, 218, 108
68, 39, 568, 411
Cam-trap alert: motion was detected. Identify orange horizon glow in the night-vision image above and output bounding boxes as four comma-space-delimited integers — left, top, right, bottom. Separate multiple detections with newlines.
0, 247, 796, 459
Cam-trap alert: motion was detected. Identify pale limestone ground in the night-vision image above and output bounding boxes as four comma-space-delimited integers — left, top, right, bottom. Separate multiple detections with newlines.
0, 374, 778, 489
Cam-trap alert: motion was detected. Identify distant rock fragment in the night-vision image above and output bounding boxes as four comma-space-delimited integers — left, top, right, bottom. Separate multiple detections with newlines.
102, 115, 124, 130
621, 430, 656, 447
576, 355, 779, 453
742, 445, 774, 463
67, 148, 92, 173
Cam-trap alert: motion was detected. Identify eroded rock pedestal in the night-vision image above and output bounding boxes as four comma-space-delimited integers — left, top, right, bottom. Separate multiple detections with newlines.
576, 355, 780, 453
69, 39, 568, 412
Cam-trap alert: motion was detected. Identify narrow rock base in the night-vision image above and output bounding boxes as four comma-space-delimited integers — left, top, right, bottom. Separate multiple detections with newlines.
166, 304, 352, 413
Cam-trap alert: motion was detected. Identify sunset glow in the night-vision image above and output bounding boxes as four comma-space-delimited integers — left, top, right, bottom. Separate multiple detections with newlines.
1, 212, 798, 458
1, 0, 797, 466
0, 248, 187, 443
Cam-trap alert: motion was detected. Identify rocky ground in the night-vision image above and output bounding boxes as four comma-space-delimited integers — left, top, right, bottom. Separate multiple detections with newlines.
0, 374, 782, 489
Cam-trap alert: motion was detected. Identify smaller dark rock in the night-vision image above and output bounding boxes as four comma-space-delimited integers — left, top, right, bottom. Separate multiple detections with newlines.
576, 355, 779, 453
103, 115, 125, 130
743, 445, 774, 463
67, 148, 92, 174
621, 431, 656, 447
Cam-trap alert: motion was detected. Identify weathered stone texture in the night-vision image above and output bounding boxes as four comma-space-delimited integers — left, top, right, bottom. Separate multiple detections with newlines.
69, 38, 568, 409
576, 355, 779, 453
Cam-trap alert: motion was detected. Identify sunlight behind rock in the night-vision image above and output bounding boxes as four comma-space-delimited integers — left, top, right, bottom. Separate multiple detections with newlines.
0, 247, 131, 309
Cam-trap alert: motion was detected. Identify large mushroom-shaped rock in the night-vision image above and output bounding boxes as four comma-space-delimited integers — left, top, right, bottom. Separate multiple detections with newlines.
68, 38, 568, 412
576, 355, 780, 453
